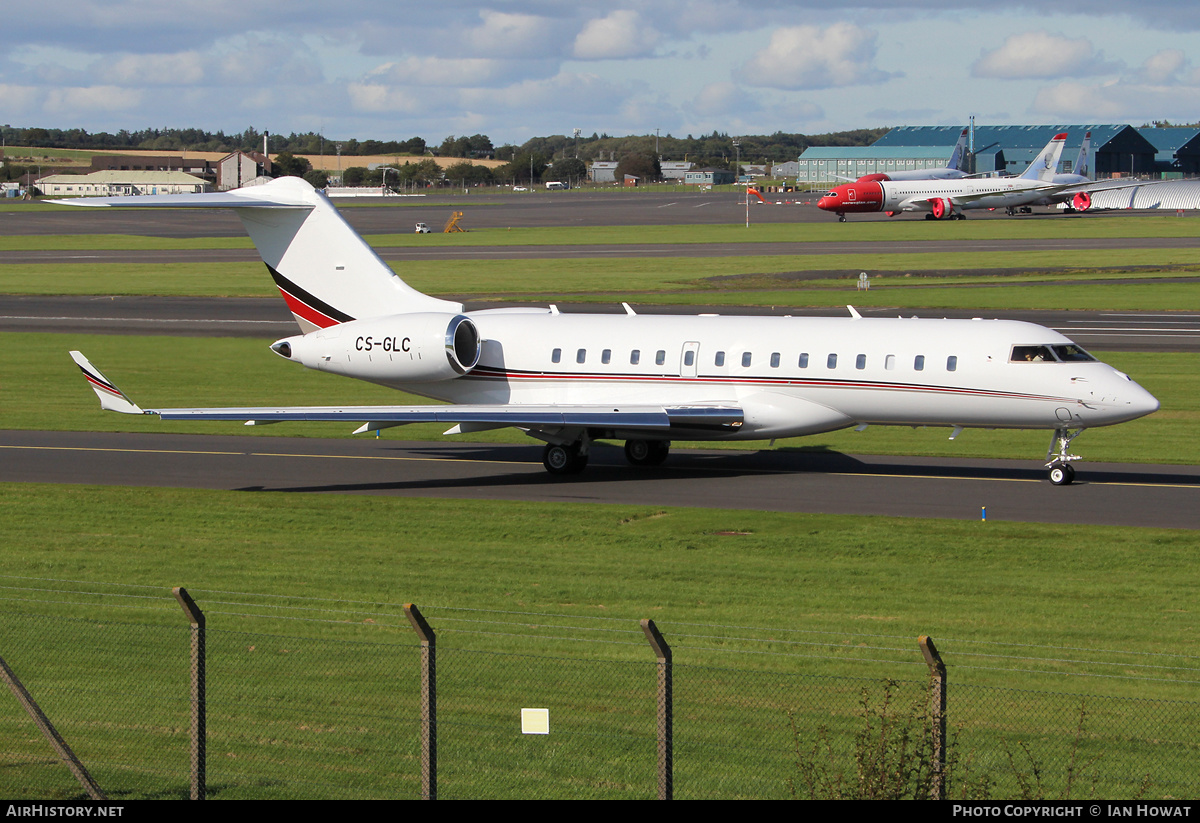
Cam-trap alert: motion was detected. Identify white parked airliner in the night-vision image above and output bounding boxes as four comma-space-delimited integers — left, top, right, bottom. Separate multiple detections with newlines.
62, 177, 1158, 484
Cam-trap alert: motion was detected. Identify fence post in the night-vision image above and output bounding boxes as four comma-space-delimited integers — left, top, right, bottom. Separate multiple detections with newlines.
173, 587, 206, 800
641, 619, 672, 800
0, 655, 106, 800
405, 604, 436, 800
919, 635, 947, 800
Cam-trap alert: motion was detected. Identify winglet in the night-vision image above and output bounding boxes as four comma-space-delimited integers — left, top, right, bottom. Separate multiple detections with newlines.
69, 351, 145, 414
846, 305, 862, 319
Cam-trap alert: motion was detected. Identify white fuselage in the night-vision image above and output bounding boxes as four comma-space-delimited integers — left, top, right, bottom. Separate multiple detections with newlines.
882, 178, 1053, 214
292, 313, 1158, 440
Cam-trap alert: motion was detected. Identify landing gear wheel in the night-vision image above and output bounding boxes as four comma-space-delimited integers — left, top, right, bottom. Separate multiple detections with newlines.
838, 214, 846, 223
624, 439, 670, 467
543, 443, 588, 475
1048, 464, 1075, 486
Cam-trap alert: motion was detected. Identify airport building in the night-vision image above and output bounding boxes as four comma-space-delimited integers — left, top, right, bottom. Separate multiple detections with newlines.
36, 170, 212, 196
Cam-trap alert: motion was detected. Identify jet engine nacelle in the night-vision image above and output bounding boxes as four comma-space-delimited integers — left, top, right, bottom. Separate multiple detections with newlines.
1071, 192, 1092, 212
272, 312, 481, 383
930, 198, 952, 219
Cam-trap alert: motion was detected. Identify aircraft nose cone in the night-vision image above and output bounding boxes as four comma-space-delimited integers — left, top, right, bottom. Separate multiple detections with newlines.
816, 195, 833, 210
1132, 385, 1160, 418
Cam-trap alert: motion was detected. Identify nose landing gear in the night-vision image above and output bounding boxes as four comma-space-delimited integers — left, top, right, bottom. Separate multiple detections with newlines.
1045, 428, 1084, 485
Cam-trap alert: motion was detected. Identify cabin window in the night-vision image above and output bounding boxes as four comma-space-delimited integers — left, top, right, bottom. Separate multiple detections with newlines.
655, 350, 666, 366
742, 352, 752, 367
577, 349, 586, 364
856, 354, 866, 370
914, 355, 925, 371
684, 350, 695, 367
885, 354, 895, 371
552, 348, 562, 364
770, 352, 780, 368
798, 353, 809, 368
630, 350, 640, 365
715, 351, 725, 367
602, 349, 611, 364
946, 355, 957, 372
827, 353, 837, 369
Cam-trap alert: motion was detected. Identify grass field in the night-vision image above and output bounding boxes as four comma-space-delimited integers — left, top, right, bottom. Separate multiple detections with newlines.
2, 486, 1197, 798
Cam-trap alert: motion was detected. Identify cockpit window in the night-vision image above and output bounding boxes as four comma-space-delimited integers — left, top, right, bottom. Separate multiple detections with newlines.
1011, 345, 1053, 363
1010, 344, 1097, 363
1051, 344, 1096, 362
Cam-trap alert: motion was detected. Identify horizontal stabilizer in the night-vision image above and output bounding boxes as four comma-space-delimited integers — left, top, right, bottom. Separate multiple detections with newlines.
48, 187, 314, 210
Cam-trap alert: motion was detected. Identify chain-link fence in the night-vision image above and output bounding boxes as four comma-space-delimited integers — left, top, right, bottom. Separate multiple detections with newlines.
1, 580, 1197, 799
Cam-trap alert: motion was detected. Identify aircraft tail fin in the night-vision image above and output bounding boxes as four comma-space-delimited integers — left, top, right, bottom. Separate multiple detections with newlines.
946, 127, 968, 171
55, 177, 461, 332
69, 351, 143, 415
1019, 133, 1068, 182
1073, 131, 1092, 180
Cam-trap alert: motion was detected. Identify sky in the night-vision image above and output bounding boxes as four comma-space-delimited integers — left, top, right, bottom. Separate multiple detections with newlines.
5, 1, 1200, 147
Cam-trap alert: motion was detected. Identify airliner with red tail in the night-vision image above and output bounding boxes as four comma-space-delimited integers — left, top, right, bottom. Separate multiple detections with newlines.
817, 132, 1150, 221
59, 177, 1157, 483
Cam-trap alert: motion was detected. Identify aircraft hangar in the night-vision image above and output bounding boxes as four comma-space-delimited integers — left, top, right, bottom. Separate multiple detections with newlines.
798, 124, 1199, 186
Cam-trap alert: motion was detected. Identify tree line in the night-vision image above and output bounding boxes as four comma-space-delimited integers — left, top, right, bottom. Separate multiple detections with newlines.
1, 123, 886, 187
1, 123, 883, 166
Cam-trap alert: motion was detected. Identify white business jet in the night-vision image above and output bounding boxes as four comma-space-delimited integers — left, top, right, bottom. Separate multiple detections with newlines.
63, 177, 1158, 484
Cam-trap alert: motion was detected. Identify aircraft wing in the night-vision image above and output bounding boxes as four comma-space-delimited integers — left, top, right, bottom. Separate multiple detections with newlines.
946, 184, 1059, 206
70, 351, 742, 435
1053, 178, 1168, 197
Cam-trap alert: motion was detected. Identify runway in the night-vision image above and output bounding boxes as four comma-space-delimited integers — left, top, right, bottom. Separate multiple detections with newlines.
5, 295, 1198, 352
2, 188, 1180, 238
3, 430, 1197, 529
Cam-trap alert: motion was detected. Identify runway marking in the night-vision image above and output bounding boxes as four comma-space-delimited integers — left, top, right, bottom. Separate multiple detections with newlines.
0, 444, 246, 456
2, 443, 1196, 488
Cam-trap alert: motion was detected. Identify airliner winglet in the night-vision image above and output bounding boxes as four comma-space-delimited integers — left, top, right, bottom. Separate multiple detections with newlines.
60, 177, 1158, 483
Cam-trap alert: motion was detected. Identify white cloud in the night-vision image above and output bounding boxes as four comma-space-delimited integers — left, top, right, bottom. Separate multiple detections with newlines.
459, 71, 631, 114
365, 57, 510, 88
463, 11, 559, 58
971, 31, 1118, 80
346, 82, 424, 114
43, 85, 142, 113
0, 83, 40, 111
1136, 49, 1188, 84
1031, 77, 1200, 121
93, 52, 207, 86
735, 23, 896, 90
573, 11, 660, 60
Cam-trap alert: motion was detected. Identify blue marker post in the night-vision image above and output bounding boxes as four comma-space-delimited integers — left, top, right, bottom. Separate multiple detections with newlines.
981, 506, 987, 521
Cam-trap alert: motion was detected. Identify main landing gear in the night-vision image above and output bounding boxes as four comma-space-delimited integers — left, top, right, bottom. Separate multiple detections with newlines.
624, 439, 670, 467
1045, 427, 1084, 485
542, 441, 589, 475
541, 438, 672, 475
